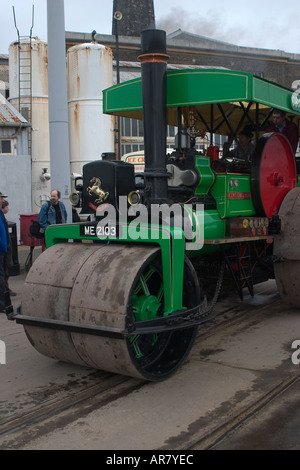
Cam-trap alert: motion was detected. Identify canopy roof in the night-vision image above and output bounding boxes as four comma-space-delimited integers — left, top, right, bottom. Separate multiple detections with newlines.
103, 69, 300, 136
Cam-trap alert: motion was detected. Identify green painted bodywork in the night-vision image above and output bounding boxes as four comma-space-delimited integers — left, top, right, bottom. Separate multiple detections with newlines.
103, 69, 300, 134
194, 157, 255, 219
211, 173, 255, 219
194, 155, 215, 195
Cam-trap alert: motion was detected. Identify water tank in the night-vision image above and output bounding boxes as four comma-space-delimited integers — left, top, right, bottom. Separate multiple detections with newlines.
67, 43, 114, 177
9, 38, 50, 212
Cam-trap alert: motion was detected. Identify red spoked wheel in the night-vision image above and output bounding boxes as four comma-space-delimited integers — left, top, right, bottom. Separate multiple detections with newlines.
251, 133, 297, 218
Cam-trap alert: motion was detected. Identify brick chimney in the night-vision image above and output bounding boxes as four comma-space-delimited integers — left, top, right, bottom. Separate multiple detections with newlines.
112, 0, 155, 37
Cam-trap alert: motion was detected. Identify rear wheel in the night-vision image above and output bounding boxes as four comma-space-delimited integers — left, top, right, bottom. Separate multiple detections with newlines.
274, 188, 300, 308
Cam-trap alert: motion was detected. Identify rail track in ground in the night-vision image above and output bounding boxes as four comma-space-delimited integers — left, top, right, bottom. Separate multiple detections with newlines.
1, 280, 299, 450
0, 373, 145, 449
178, 370, 300, 450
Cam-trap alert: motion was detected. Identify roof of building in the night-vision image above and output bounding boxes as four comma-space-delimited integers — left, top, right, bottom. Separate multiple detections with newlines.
166, 29, 300, 59
115, 60, 227, 81
0, 93, 29, 126
167, 29, 235, 47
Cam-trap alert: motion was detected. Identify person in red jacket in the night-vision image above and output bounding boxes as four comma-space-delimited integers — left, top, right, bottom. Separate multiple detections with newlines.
266, 108, 299, 154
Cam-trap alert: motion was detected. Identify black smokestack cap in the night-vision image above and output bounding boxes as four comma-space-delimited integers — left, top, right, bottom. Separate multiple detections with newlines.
141, 29, 167, 55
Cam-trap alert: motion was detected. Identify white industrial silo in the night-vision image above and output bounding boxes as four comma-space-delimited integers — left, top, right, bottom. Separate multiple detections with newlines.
67, 42, 115, 177
9, 38, 50, 212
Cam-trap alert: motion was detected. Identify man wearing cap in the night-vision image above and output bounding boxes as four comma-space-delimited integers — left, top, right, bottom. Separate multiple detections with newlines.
0, 192, 12, 314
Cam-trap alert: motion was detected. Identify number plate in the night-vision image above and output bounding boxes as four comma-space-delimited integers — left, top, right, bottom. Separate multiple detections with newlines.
79, 222, 119, 239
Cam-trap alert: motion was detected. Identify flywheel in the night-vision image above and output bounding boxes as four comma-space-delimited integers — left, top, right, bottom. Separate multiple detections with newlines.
21, 243, 199, 381
251, 133, 297, 218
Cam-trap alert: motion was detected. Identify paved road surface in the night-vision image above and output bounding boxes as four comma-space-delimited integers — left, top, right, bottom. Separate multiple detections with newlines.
1, 245, 300, 450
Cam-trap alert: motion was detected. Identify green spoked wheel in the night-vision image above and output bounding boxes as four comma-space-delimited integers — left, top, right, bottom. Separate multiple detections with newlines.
21, 243, 199, 381
128, 253, 199, 379
130, 261, 164, 359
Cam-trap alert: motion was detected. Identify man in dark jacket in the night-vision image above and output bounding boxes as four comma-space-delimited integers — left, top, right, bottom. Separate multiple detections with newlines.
266, 109, 299, 154
38, 189, 68, 229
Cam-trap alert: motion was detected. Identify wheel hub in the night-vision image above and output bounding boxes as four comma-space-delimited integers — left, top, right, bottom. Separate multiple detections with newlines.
132, 294, 162, 322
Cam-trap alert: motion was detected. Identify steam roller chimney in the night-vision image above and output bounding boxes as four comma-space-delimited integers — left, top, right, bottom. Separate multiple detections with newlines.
139, 29, 169, 205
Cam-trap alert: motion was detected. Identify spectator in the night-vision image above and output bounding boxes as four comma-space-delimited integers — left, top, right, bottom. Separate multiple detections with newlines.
0, 215, 7, 313
0, 192, 12, 314
266, 108, 299, 154
229, 128, 255, 164
1, 200, 16, 297
38, 189, 68, 229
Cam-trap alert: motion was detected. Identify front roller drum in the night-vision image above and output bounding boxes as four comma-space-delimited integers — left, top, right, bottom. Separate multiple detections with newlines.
22, 243, 199, 381
274, 187, 300, 308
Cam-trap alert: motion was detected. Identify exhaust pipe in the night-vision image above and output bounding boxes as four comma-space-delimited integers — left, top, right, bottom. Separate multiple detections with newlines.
139, 29, 169, 205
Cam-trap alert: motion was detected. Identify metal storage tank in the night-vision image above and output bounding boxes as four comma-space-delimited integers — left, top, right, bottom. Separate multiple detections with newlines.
67, 43, 115, 177
9, 38, 50, 212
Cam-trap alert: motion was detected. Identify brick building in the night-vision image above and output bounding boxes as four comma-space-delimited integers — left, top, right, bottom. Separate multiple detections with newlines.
112, 0, 155, 37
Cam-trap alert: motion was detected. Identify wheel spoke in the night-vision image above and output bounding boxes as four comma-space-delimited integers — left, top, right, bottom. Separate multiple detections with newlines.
130, 336, 143, 358
134, 266, 157, 296
139, 274, 150, 296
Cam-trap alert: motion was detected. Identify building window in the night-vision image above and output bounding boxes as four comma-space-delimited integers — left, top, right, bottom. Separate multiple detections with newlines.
120, 117, 177, 155
119, 117, 232, 157
0, 139, 13, 155
120, 117, 145, 156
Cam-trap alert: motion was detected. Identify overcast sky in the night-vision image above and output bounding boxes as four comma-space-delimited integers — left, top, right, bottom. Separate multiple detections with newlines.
0, 0, 299, 55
